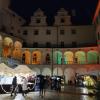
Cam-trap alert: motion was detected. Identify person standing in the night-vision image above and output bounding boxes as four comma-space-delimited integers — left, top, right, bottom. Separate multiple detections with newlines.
11, 76, 17, 96
39, 75, 45, 97
21, 77, 28, 96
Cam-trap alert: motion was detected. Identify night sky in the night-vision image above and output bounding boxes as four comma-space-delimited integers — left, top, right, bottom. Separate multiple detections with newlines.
10, 0, 98, 25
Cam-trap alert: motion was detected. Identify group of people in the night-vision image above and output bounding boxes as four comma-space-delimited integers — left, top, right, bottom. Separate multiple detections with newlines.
11, 76, 28, 97
10, 75, 62, 98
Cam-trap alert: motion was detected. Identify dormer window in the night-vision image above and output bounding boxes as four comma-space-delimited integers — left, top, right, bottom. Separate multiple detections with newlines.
61, 18, 65, 23
36, 19, 41, 23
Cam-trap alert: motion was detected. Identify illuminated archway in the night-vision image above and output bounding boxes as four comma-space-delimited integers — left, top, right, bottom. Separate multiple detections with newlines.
13, 41, 22, 59
32, 68, 40, 75
75, 51, 86, 64
23, 49, 31, 64
32, 50, 42, 64
3, 37, 13, 58
87, 51, 99, 64
42, 68, 51, 76
53, 67, 63, 76
53, 51, 62, 64
14, 41, 22, 49
64, 51, 74, 64
64, 68, 75, 84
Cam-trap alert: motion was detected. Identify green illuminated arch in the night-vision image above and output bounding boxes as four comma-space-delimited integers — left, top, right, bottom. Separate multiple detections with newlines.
53, 51, 62, 64
87, 51, 99, 64
75, 51, 86, 64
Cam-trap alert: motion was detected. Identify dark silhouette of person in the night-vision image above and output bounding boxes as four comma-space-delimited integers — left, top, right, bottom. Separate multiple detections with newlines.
11, 76, 17, 96
39, 75, 45, 97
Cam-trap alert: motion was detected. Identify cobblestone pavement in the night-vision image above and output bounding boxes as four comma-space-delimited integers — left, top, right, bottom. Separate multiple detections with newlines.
0, 86, 98, 100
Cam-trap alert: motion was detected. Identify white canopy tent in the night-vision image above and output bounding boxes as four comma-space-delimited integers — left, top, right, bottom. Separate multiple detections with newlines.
14, 65, 36, 77
0, 63, 14, 84
0, 63, 14, 76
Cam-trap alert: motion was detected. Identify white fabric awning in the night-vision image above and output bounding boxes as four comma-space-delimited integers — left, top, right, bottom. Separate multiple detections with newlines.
14, 65, 35, 75
0, 63, 14, 75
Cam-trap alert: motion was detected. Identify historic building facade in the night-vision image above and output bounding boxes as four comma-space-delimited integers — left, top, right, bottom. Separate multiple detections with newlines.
22, 8, 96, 48
0, 0, 100, 83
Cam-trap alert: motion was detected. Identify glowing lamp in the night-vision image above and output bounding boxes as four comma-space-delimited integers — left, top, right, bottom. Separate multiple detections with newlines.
14, 41, 22, 48
4, 37, 13, 47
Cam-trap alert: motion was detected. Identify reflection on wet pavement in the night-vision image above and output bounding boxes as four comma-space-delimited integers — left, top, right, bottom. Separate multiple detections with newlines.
0, 86, 99, 100
0, 91, 98, 100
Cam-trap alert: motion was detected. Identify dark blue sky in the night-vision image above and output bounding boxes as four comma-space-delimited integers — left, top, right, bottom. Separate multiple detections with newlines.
10, 0, 98, 25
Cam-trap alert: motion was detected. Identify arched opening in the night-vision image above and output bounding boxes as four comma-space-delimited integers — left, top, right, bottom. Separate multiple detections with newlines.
64, 68, 75, 84
53, 67, 63, 76
14, 41, 22, 49
53, 51, 62, 64
87, 51, 99, 64
64, 51, 74, 64
32, 50, 42, 64
22, 49, 31, 64
42, 68, 51, 76
12, 41, 22, 60
32, 68, 40, 75
75, 51, 86, 64
3, 37, 13, 58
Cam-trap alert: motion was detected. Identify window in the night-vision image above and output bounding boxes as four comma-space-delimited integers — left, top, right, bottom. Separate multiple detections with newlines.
72, 29, 76, 34
1, 25, 6, 32
61, 18, 65, 23
72, 41, 77, 47
60, 30, 65, 35
61, 41, 64, 47
34, 30, 39, 35
23, 42, 27, 47
12, 14, 15, 17
46, 30, 51, 35
10, 33, 13, 36
23, 30, 28, 35
33, 42, 38, 47
46, 42, 51, 47
19, 18, 22, 22
18, 30, 21, 33
36, 19, 41, 23
11, 26, 14, 30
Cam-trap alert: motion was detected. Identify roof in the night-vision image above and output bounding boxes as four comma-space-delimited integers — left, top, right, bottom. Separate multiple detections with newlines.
10, 0, 98, 25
